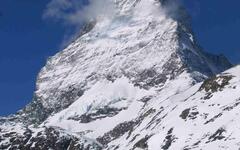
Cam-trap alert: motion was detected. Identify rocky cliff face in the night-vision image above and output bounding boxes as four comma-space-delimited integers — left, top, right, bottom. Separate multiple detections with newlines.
0, 0, 237, 150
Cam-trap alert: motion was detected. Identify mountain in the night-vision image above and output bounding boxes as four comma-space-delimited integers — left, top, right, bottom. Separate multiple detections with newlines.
0, 0, 237, 149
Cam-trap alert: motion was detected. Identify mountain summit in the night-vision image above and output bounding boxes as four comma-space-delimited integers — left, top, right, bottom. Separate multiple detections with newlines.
1, 0, 238, 150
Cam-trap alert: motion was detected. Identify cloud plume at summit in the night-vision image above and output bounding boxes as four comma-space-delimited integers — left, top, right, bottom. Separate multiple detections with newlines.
43, 0, 116, 26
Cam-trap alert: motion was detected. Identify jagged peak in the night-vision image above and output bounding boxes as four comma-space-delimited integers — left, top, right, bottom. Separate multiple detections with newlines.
1, 0, 232, 128
19, 0, 230, 124
0, 1, 237, 149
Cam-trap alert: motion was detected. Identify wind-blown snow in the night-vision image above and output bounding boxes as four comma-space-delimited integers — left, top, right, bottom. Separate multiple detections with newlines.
0, 0, 235, 150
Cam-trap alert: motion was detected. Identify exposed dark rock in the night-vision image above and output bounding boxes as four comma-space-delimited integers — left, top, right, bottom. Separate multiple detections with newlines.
18, 86, 84, 125
193, 140, 201, 146
129, 134, 140, 143
204, 113, 223, 124
139, 96, 153, 103
134, 68, 168, 89
18, 97, 51, 125
180, 108, 190, 120
180, 107, 199, 121
223, 98, 240, 111
161, 128, 177, 150
133, 52, 186, 89
202, 93, 213, 100
138, 109, 156, 123
183, 147, 191, 150
0, 0, 235, 149
200, 75, 233, 93
68, 107, 126, 123
133, 135, 151, 149
146, 107, 164, 130
0, 127, 102, 150
97, 108, 156, 146
189, 112, 199, 120
207, 128, 226, 143
97, 121, 136, 145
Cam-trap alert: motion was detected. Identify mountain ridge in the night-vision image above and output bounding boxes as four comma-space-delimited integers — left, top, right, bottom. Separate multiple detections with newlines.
0, 0, 237, 149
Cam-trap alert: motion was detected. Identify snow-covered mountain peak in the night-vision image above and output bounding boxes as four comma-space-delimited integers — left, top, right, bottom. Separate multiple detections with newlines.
0, 1, 236, 149
12, 0, 230, 126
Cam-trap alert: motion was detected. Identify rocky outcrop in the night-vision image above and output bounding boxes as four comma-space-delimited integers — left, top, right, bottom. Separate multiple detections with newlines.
0, 0, 236, 150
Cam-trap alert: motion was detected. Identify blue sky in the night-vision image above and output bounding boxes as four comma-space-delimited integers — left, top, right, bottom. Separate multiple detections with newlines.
0, 0, 239, 116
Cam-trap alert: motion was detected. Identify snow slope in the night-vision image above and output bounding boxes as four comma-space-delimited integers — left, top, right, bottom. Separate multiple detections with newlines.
0, 0, 236, 149
21, 0, 230, 124
42, 66, 240, 150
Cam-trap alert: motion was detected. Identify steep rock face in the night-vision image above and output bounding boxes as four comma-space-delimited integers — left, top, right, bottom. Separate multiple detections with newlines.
42, 65, 240, 150
0, 0, 235, 149
0, 125, 102, 150
20, 0, 230, 124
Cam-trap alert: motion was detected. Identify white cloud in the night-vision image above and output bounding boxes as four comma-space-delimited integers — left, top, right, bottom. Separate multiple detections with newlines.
43, 0, 186, 47
43, 0, 116, 26
43, 0, 116, 47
